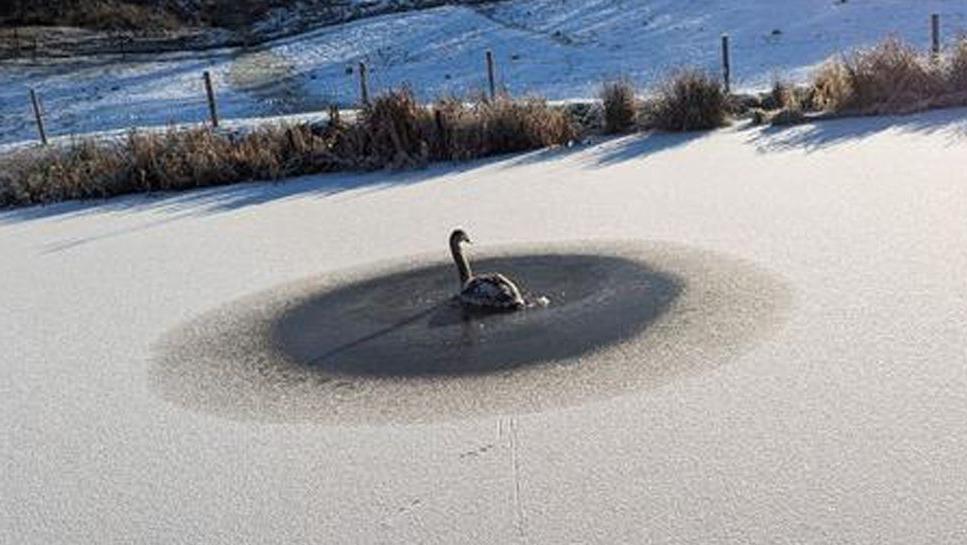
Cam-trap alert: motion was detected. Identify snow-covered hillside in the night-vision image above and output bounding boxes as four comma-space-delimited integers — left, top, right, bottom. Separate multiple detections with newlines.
1, 0, 965, 146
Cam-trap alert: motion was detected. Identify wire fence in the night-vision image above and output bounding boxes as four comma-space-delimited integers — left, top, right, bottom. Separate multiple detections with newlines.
3, 10, 963, 150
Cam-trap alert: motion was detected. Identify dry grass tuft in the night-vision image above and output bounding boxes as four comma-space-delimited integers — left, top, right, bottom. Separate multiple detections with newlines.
0, 90, 577, 208
431, 95, 576, 160
768, 78, 797, 110
770, 107, 807, 126
475, 96, 577, 154
599, 79, 638, 134
0, 125, 329, 206
944, 37, 967, 92
811, 37, 947, 114
358, 87, 434, 168
645, 69, 729, 131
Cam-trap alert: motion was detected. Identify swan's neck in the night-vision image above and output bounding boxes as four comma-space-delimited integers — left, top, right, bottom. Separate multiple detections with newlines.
450, 240, 472, 284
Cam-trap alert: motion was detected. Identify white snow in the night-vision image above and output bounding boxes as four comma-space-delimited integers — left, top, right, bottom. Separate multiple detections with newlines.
2, 0, 966, 146
3, 109, 967, 543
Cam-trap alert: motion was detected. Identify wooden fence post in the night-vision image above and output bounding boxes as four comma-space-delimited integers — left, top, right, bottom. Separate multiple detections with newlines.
358, 62, 370, 106
29, 89, 48, 146
485, 49, 496, 100
931, 13, 941, 58
328, 104, 340, 126
203, 71, 219, 128
721, 34, 731, 93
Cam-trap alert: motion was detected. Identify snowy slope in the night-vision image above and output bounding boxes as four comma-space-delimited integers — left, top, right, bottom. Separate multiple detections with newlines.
3, 109, 967, 543
1, 0, 966, 146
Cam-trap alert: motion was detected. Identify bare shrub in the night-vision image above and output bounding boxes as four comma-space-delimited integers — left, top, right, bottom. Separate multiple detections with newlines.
599, 79, 637, 134
1, 0, 183, 31
811, 37, 945, 114
645, 69, 729, 131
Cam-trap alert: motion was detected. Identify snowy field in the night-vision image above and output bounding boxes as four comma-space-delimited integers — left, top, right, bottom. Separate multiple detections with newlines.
2, 0, 967, 146
3, 108, 967, 543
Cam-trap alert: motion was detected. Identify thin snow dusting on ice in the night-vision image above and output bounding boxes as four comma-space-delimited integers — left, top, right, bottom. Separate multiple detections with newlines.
3, 108, 967, 543
1, 0, 966, 146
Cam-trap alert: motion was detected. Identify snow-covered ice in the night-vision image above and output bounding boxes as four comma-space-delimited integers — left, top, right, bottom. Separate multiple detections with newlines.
3, 108, 967, 543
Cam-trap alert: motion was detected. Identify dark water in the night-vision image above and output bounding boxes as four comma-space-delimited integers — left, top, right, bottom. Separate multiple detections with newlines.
272, 255, 682, 377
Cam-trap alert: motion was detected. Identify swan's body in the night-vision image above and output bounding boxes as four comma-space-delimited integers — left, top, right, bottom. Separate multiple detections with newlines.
450, 229, 525, 310
460, 273, 525, 309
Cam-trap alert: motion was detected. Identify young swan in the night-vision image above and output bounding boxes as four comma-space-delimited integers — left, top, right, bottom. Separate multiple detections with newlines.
449, 229, 525, 310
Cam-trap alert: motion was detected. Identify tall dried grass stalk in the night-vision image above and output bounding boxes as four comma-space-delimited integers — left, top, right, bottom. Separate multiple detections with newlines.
811, 36, 957, 114
600, 79, 638, 134
645, 69, 729, 131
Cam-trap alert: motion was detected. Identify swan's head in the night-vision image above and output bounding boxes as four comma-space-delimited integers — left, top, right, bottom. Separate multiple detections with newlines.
450, 229, 472, 246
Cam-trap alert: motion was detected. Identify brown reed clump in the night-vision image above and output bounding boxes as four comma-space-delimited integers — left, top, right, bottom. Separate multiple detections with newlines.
0, 89, 578, 208
644, 69, 730, 131
599, 79, 638, 134
811, 37, 947, 114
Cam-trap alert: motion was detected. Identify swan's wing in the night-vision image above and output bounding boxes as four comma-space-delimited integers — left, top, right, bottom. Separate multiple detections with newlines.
461, 274, 524, 308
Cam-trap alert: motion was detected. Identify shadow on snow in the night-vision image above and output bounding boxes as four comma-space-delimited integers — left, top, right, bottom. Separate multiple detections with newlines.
4, 106, 966, 241
746, 105, 967, 152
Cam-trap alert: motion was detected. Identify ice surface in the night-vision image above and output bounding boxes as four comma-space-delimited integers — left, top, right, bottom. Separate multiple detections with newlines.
3, 108, 967, 542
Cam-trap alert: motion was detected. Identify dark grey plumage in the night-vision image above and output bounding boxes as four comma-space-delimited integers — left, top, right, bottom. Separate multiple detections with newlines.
449, 229, 525, 310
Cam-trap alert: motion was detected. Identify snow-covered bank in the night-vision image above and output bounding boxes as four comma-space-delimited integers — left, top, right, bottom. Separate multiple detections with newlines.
2, 0, 966, 146
3, 109, 967, 543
